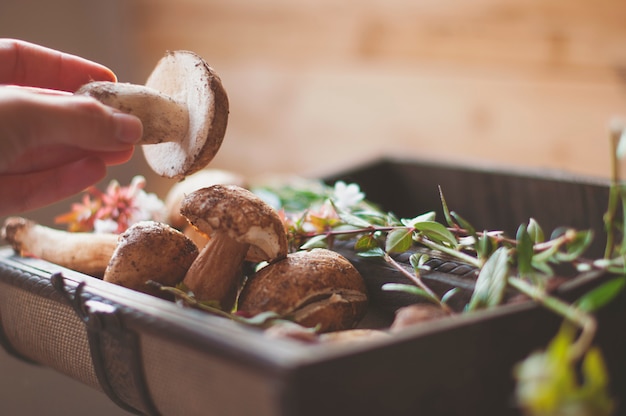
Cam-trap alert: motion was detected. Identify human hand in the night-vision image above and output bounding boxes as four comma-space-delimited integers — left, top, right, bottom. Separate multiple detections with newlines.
0, 39, 143, 216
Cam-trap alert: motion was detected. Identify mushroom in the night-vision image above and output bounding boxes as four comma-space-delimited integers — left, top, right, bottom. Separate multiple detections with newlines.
180, 185, 288, 310
389, 304, 450, 333
103, 221, 198, 299
263, 323, 388, 345
76, 50, 229, 179
237, 248, 368, 333
319, 329, 390, 344
1, 217, 118, 277
164, 168, 247, 248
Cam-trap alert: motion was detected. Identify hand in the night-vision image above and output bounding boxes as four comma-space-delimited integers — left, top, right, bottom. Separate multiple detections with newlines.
0, 39, 143, 216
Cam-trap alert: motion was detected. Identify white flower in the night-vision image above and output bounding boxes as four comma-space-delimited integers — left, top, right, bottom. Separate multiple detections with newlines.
332, 181, 364, 211
94, 218, 119, 234
130, 190, 166, 224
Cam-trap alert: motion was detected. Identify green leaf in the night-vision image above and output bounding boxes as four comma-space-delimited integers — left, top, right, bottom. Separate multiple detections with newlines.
381, 283, 439, 304
354, 234, 379, 251
514, 325, 615, 416
476, 231, 494, 261
581, 347, 614, 415
386, 228, 414, 253
357, 247, 386, 258
236, 311, 283, 326
401, 211, 436, 227
533, 241, 561, 264
451, 211, 476, 237
531, 258, 554, 276
441, 287, 460, 304
527, 218, 545, 243
349, 208, 392, 226
438, 186, 455, 227
467, 246, 510, 311
336, 210, 373, 228
576, 277, 626, 312
556, 230, 594, 262
413, 221, 457, 247
516, 223, 534, 276
409, 252, 431, 271
300, 234, 328, 250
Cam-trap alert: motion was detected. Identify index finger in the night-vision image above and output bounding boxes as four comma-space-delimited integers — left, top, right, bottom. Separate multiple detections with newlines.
0, 39, 117, 92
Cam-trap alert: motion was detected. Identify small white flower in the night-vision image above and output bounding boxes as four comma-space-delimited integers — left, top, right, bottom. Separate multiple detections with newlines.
131, 190, 166, 224
332, 181, 364, 211
94, 218, 119, 234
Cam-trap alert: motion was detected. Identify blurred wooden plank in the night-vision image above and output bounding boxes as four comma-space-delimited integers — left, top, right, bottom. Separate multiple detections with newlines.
133, 0, 626, 71
128, 0, 626, 181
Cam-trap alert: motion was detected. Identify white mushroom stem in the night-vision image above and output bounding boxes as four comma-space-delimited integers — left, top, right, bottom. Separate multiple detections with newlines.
76, 82, 189, 145
182, 231, 250, 311
1, 217, 118, 277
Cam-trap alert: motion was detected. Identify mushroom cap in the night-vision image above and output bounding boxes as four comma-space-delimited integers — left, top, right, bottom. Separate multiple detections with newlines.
142, 50, 229, 179
180, 185, 288, 262
237, 249, 368, 332
164, 169, 247, 229
103, 221, 198, 298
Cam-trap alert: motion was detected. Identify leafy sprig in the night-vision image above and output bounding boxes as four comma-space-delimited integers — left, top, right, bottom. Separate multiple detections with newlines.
251, 123, 626, 415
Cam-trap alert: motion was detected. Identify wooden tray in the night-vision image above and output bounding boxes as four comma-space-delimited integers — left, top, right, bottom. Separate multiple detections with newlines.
1, 157, 624, 415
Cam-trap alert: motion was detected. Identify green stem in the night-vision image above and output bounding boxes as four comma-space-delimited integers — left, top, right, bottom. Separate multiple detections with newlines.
384, 253, 454, 314
416, 236, 482, 268
604, 125, 623, 259
508, 277, 597, 362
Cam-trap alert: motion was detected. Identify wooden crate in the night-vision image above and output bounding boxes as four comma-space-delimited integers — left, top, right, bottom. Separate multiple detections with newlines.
0, 158, 624, 415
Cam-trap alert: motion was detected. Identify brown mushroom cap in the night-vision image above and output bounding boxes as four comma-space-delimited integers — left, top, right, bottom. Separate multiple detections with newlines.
237, 249, 368, 332
103, 221, 198, 298
165, 169, 247, 230
180, 184, 288, 262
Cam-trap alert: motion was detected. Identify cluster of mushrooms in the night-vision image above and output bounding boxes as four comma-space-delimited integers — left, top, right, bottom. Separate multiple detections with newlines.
1, 49, 439, 343
1, 180, 371, 341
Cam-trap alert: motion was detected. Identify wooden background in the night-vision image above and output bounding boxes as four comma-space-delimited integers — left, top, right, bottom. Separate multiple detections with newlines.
2, 0, 626, 224
128, 0, 626, 185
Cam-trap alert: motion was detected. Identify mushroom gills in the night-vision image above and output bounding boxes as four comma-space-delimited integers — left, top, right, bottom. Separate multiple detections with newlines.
287, 291, 368, 331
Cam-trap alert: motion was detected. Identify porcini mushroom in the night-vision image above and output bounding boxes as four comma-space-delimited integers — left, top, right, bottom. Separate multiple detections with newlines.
103, 221, 198, 299
164, 168, 247, 248
180, 185, 288, 310
76, 50, 229, 179
238, 248, 368, 333
1, 217, 118, 277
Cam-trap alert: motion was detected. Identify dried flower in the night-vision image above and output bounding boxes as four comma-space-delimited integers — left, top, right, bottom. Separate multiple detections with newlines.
55, 176, 165, 234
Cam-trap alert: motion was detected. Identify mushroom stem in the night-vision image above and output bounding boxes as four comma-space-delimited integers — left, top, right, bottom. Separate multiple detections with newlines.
76, 82, 189, 145
1, 217, 118, 277
182, 231, 249, 311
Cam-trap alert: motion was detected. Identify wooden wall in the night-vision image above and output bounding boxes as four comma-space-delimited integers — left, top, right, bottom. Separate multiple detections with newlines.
129, 0, 626, 181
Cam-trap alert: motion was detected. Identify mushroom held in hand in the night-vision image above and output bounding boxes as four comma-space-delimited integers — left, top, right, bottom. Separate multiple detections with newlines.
77, 51, 229, 179
238, 249, 368, 333
1, 217, 118, 277
103, 221, 198, 298
180, 185, 288, 310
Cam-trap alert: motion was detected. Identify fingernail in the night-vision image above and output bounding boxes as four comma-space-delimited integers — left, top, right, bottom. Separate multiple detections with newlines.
113, 112, 143, 143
